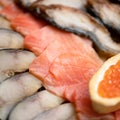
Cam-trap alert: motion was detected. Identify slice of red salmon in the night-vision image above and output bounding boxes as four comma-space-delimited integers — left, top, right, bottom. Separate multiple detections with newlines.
29, 33, 85, 79
48, 53, 114, 119
0, 3, 22, 21
0, 1, 115, 119
30, 47, 114, 120
0, 0, 47, 36
24, 25, 101, 61
24, 26, 83, 55
28, 27, 114, 119
24, 26, 62, 55
11, 13, 47, 36
29, 26, 102, 79
30, 52, 104, 119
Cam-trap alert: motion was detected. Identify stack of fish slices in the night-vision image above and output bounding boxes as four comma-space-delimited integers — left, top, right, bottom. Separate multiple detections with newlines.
0, 0, 120, 120
0, 1, 76, 120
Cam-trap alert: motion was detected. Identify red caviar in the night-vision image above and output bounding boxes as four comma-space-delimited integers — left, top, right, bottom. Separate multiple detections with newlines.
98, 60, 120, 98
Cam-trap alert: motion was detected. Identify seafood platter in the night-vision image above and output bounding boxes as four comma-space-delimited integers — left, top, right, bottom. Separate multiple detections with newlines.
0, 0, 120, 120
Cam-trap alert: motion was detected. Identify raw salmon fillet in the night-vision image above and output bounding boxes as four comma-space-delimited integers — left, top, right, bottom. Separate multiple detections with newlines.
29, 32, 90, 79
48, 53, 114, 119
28, 26, 102, 79
11, 13, 47, 36
24, 26, 91, 55
28, 26, 115, 119
25, 25, 101, 60
24, 26, 63, 55
0, 3, 22, 21
0, 0, 47, 36
0, 1, 115, 119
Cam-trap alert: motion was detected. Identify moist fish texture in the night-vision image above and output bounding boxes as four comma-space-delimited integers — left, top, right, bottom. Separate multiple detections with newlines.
30, 52, 114, 120
0, 72, 42, 120
0, 28, 24, 49
0, 2, 23, 21
28, 25, 115, 119
87, 0, 120, 32
24, 25, 81, 55
0, 16, 11, 29
0, 0, 116, 119
9, 90, 64, 120
31, 0, 87, 10
0, 49, 36, 83
30, 4, 120, 56
28, 25, 103, 77
11, 13, 47, 36
0, 1, 47, 36
33, 103, 76, 120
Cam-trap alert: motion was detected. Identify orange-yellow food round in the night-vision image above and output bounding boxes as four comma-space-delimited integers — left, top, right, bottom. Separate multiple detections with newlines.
98, 60, 120, 98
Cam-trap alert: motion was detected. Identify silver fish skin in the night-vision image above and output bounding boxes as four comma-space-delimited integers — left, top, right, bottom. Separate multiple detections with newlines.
0, 16, 11, 29
32, 0, 87, 10
9, 90, 64, 120
33, 103, 76, 120
0, 49, 36, 83
16, 0, 87, 10
0, 28, 24, 49
30, 4, 120, 56
87, 0, 120, 31
0, 72, 42, 120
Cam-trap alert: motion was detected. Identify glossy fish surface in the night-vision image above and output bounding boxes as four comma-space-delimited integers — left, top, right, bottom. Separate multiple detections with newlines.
87, 0, 120, 31
30, 4, 120, 56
